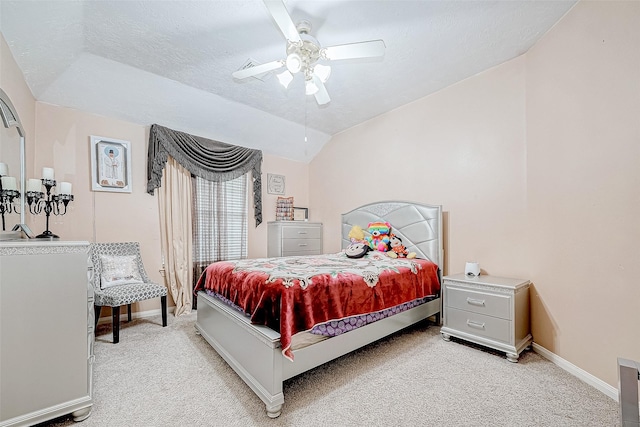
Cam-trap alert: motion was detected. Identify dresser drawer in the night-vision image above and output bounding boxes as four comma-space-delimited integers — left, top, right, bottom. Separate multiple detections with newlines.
282, 226, 321, 239
446, 285, 511, 320
282, 238, 321, 253
445, 307, 511, 344
268, 222, 323, 257
283, 249, 319, 257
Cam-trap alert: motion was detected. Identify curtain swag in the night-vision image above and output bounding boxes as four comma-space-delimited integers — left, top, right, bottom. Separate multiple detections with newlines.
147, 124, 263, 226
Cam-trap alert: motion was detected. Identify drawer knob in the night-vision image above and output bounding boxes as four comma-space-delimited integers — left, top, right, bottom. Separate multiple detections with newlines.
466, 320, 485, 329
298, 243, 308, 247
466, 297, 485, 307
297, 231, 308, 234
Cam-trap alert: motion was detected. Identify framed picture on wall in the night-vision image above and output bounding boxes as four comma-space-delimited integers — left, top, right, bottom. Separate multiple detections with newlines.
90, 135, 132, 193
267, 173, 285, 195
293, 207, 308, 221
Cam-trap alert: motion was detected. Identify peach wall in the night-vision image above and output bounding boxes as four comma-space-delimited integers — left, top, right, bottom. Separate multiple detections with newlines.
525, 0, 640, 387
310, 56, 529, 279
0, 33, 35, 150
310, 1, 639, 389
34, 103, 163, 314
32, 102, 307, 315
248, 154, 309, 259
1, 32, 36, 214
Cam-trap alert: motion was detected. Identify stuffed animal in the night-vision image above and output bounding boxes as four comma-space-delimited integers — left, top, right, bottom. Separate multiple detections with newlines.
387, 234, 417, 259
348, 225, 366, 244
345, 241, 370, 259
366, 221, 391, 252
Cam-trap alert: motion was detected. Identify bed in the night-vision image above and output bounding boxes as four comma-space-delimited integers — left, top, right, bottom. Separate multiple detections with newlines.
194, 201, 443, 418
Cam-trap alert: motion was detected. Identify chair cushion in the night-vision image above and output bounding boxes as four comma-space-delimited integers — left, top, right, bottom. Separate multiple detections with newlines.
94, 282, 167, 307
99, 254, 144, 289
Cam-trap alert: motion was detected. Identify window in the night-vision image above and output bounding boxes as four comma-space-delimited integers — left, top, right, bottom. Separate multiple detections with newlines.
192, 174, 248, 267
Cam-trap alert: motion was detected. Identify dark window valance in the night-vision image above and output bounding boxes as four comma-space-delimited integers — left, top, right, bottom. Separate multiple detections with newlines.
147, 124, 263, 226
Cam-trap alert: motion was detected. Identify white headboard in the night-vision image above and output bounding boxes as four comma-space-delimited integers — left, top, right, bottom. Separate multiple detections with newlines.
341, 201, 443, 269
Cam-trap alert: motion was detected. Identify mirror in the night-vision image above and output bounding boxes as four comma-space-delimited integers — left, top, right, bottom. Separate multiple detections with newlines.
0, 88, 26, 239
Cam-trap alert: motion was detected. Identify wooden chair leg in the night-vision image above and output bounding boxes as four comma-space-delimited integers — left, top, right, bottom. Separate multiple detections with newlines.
94, 305, 102, 329
161, 295, 167, 327
112, 307, 120, 344
127, 304, 132, 322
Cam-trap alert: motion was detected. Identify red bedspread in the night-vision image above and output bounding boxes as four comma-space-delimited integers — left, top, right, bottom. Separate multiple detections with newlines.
195, 251, 440, 360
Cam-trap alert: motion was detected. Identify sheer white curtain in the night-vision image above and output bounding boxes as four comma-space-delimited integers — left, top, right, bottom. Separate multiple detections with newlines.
192, 174, 248, 290
158, 156, 193, 316
148, 125, 258, 313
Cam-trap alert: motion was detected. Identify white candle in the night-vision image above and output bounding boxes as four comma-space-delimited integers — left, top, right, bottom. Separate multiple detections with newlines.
1, 176, 17, 191
42, 167, 55, 180
27, 178, 42, 192
0, 162, 7, 176
58, 181, 72, 195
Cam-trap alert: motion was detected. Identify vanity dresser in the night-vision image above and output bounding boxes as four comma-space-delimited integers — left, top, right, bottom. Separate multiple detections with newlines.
0, 239, 94, 426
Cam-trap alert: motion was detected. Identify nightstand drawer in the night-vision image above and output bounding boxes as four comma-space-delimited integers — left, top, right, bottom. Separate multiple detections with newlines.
282, 227, 321, 239
282, 238, 321, 253
446, 286, 511, 320
445, 307, 511, 343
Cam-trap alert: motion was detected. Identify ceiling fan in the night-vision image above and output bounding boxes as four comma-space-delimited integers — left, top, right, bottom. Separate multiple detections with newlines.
232, 0, 386, 106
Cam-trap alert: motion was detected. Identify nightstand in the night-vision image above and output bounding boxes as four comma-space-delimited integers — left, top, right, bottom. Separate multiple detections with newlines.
267, 221, 323, 257
440, 274, 532, 362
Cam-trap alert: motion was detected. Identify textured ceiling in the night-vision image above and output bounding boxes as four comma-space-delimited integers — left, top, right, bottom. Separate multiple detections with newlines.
0, 0, 576, 162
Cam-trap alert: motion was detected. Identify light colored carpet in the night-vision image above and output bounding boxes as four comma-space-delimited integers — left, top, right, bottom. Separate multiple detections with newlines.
40, 313, 619, 427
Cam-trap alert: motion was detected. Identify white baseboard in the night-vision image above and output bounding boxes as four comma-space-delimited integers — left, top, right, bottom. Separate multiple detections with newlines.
532, 342, 619, 401
96, 306, 174, 325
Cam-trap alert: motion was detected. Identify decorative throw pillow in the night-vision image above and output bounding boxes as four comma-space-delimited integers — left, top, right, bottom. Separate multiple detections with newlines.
99, 254, 144, 289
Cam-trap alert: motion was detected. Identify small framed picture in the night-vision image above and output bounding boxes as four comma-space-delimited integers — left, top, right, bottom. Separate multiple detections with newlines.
293, 207, 308, 221
267, 173, 285, 195
90, 135, 132, 193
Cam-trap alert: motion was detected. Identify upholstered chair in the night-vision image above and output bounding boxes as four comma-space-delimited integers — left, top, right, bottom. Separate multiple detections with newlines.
89, 242, 167, 343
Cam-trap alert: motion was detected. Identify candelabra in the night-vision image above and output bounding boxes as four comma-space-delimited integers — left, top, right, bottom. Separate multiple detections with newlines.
0, 176, 20, 232
27, 177, 74, 239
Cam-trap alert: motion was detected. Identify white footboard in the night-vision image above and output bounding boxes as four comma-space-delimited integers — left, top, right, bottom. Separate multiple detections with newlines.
195, 292, 284, 418
283, 297, 440, 380
195, 291, 440, 417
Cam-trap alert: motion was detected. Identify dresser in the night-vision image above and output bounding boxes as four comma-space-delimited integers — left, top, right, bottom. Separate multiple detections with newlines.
440, 274, 532, 362
267, 221, 323, 257
0, 240, 94, 426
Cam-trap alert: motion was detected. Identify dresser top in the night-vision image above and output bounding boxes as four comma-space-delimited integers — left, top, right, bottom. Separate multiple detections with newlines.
0, 240, 90, 255
267, 221, 322, 226
444, 273, 530, 289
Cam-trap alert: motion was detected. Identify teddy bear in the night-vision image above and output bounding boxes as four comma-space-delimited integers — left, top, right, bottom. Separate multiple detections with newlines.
348, 225, 366, 244
386, 234, 417, 259
366, 221, 391, 252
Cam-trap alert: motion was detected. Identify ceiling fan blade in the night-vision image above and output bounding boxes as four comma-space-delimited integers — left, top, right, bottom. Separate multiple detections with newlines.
263, 0, 302, 44
232, 60, 284, 79
312, 75, 330, 105
323, 40, 386, 61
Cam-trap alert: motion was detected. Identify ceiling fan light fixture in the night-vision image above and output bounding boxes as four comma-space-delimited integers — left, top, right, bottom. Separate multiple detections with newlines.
313, 64, 331, 83
305, 79, 319, 95
276, 70, 294, 88
233, 1, 385, 107
285, 53, 302, 73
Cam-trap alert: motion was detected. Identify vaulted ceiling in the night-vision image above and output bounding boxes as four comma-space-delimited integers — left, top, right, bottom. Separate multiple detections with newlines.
0, 0, 576, 162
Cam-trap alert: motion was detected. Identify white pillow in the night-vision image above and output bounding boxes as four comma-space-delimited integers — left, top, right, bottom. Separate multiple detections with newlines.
99, 254, 144, 289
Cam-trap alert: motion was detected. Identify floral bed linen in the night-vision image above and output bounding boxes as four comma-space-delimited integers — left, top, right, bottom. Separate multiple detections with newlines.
195, 251, 440, 360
